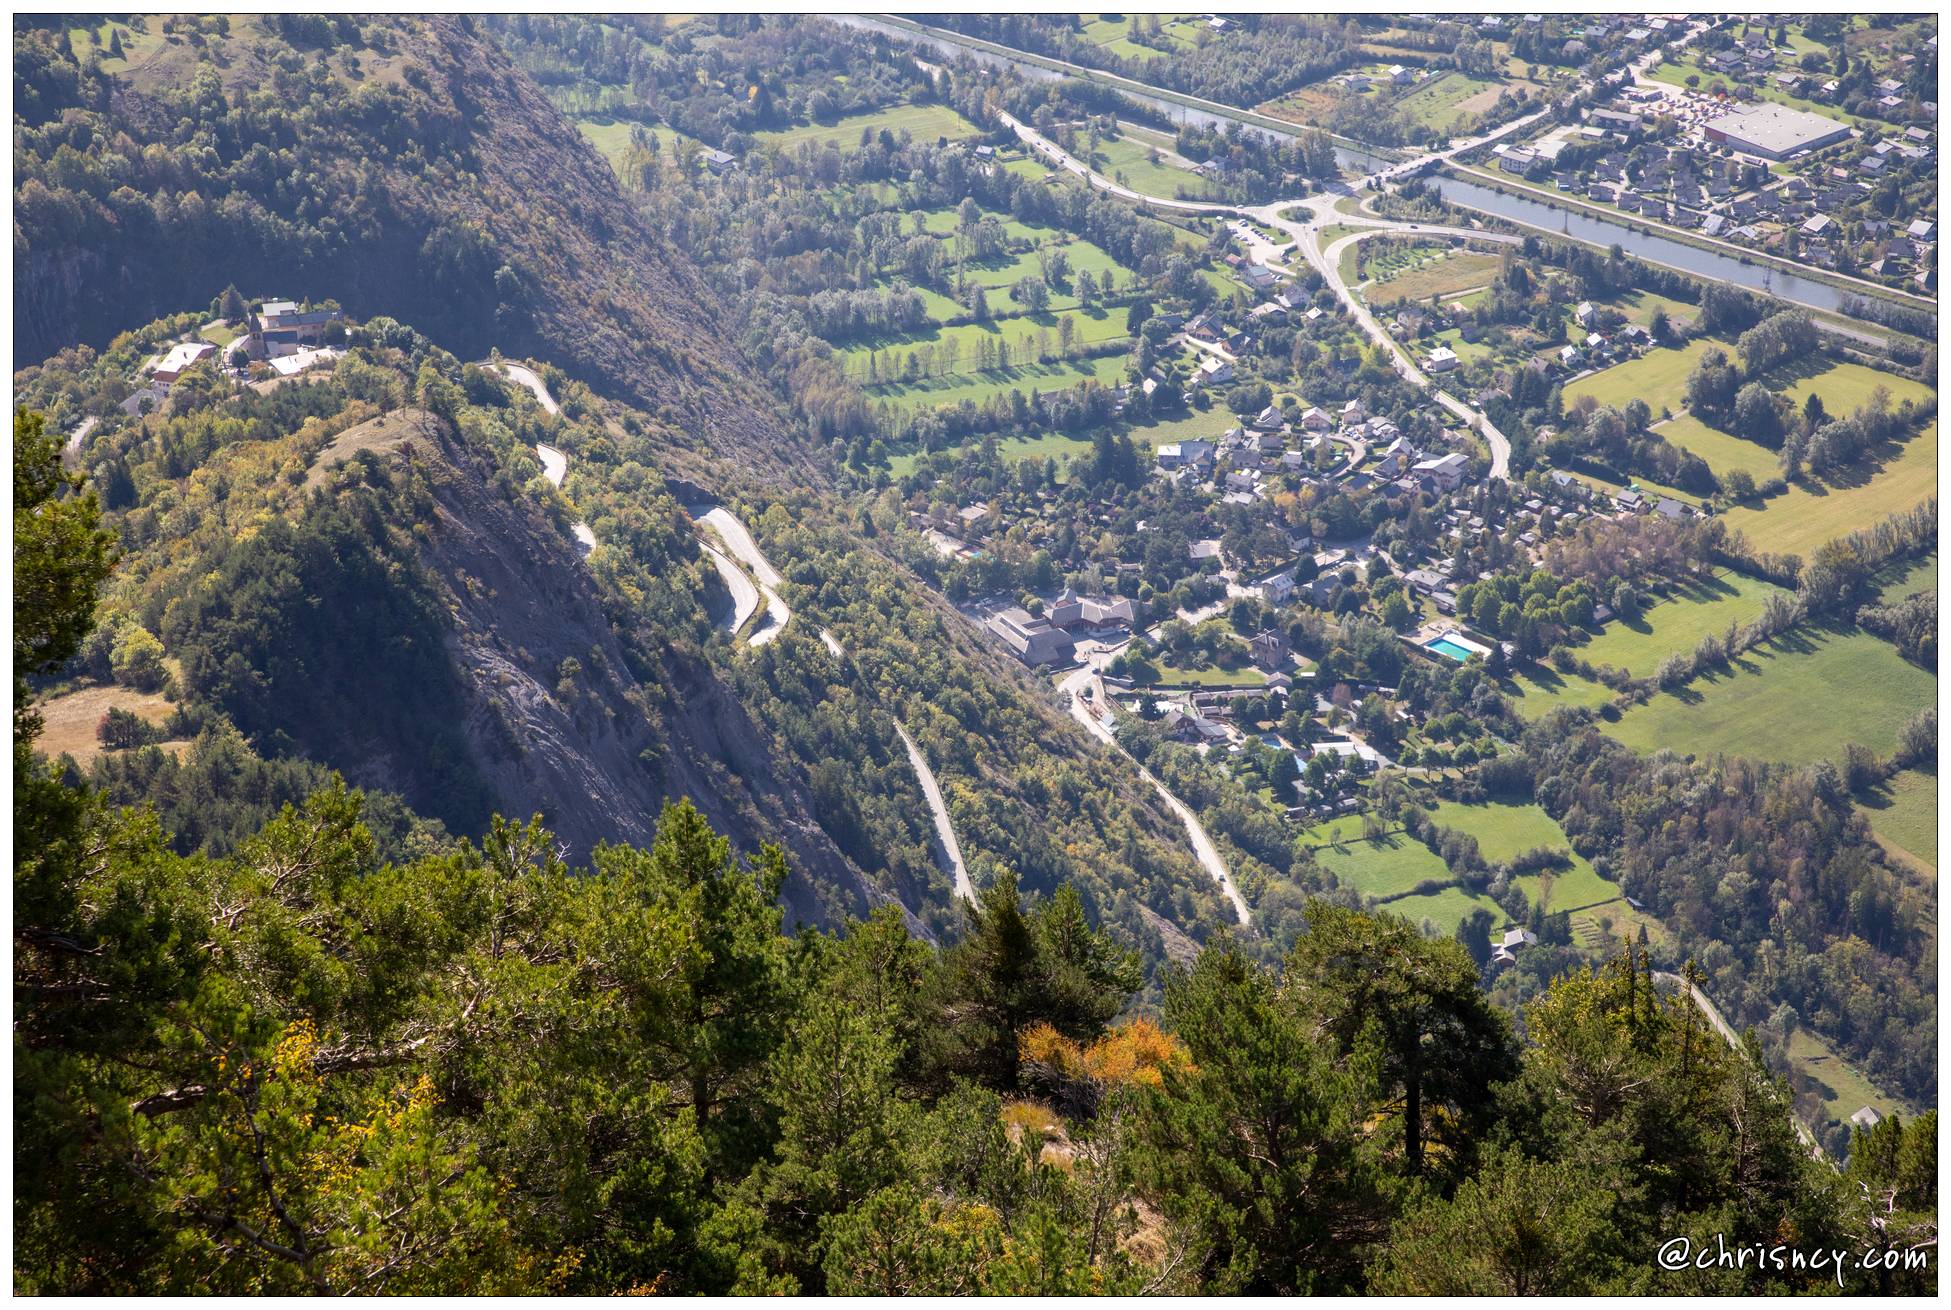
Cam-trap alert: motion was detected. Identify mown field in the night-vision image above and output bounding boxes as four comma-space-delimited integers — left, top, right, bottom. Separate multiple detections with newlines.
1574, 570, 1786, 677
1654, 414, 1781, 485
1425, 800, 1624, 915
1877, 551, 1937, 603
1314, 831, 1452, 899
1380, 885, 1511, 935
1502, 661, 1618, 718
1565, 336, 1730, 411
1607, 625, 1937, 766
755, 102, 981, 152
1393, 70, 1507, 133
1088, 127, 1218, 199
838, 306, 1130, 380
1787, 1028, 1913, 1127
1721, 421, 1937, 559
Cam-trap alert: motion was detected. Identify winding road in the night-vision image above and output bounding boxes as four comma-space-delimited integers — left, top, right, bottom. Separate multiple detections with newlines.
996, 113, 1519, 479
489, 362, 596, 554
1057, 661, 1251, 926
686, 504, 792, 647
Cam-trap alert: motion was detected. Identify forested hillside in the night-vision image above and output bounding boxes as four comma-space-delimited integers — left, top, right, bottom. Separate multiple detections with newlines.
13, 14, 801, 475
13, 416, 1937, 1291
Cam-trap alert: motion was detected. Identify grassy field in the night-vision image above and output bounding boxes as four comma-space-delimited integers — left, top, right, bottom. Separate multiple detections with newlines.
865, 352, 1128, 416
35, 684, 181, 767
198, 320, 243, 348
1424, 800, 1624, 915
916, 206, 1059, 242
1608, 625, 1937, 766
839, 306, 1129, 380
1089, 129, 1217, 199
1366, 250, 1505, 303
1314, 832, 1454, 899
1654, 415, 1781, 485
1154, 661, 1267, 688
1379, 885, 1511, 935
1502, 662, 1617, 718
1605, 288, 1697, 332
1576, 571, 1786, 677
755, 102, 980, 152
1721, 421, 1937, 559
1876, 552, 1936, 603
1393, 71, 1504, 133
1859, 767, 1936, 878
1425, 800, 1569, 864
1299, 813, 1403, 848
1772, 358, 1935, 419
1787, 1028, 1912, 1127
1119, 408, 1238, 456
1565, 337, 1730, 412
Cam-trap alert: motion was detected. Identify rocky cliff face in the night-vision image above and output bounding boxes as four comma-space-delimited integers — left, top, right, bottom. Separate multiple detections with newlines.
310, 410, 883, 931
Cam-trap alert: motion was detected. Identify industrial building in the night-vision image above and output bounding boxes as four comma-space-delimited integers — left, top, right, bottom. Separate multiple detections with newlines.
1704, 103, 1852, 161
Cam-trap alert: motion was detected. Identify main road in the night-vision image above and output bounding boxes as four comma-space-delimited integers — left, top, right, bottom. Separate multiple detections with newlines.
1000, 111, 1517, 478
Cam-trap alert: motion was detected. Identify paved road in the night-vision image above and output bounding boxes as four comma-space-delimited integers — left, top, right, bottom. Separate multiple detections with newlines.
895, 721, 974, 903
1656, 969, 1826, 1158
535, 442, 568, 488
1056, 661, 1252, 926
996, 115, 1518, 479
689, 504, 791, 647
700, 541, 761, 635
493, 362, 560, 416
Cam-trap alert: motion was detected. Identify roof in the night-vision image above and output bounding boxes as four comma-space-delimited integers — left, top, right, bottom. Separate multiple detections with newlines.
146, 340, 216, 376
1711, 102, 1850, 156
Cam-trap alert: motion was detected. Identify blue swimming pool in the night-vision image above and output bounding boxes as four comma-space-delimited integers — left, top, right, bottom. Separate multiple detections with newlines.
1427, 637, 1476, 662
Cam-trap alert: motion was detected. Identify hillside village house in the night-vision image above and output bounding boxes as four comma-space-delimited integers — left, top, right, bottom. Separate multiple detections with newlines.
251, 301, 343, 358
144, 340, 216, 387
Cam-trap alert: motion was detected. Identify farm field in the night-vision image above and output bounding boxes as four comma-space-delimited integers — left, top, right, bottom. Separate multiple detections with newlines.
838, 306, 1130, 381
1721, 421, 1937, 559
864, 352, 1127, 416
1314, 831, 1452, 900
1575, 570, 1786, 677
1607, 625, 1937, 766
1654, 415, 1780, 485
1501, 662, 1617, 718
1120, 408, 1237, 455
35, 684, 182, 767
1565, 337, 1730, 411
1859, 767, 1936, 878
1365, 249, 1505, 303
754, 102, 980, 152
1381, 885, 1511, 936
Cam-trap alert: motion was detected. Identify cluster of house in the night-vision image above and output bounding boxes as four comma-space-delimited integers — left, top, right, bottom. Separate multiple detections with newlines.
123, 300, 348, 416
1695, 27, 1933, 120
983, 587, 1139, 667
1497, 88, 1936, 288
1154, 395, 1480, 508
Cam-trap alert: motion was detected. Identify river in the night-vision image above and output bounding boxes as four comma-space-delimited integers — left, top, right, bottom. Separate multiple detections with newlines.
840, 15, 1889, 317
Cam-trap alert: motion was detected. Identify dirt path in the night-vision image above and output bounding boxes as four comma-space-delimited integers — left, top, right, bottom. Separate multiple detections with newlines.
894, 721, 974, 903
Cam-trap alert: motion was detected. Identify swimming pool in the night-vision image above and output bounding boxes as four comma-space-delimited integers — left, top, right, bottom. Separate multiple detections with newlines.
1427, 637, 1476, 662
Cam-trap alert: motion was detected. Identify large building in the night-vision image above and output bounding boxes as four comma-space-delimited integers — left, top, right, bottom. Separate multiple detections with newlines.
1704, 103, 1851, 161
985, 606, 1075, 667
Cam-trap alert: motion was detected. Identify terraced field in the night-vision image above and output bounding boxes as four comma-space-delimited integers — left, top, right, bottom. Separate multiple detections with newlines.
1607, 625, 1937, 766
